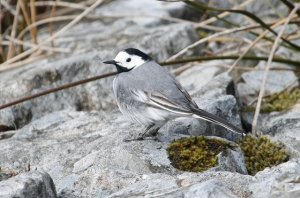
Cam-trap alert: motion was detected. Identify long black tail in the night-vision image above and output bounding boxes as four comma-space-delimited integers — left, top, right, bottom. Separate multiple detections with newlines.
191, 108, 246, 136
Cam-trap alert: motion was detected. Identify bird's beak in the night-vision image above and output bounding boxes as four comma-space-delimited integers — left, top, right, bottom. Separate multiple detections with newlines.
103, 60, 117, 65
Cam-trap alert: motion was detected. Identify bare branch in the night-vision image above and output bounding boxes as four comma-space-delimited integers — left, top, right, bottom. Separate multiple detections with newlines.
0, 71, 117, 110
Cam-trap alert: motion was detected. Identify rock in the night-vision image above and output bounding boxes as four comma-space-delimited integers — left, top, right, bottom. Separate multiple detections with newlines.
215, 147, 248, 175
0, 110, 163, 197
0, 171, 57, 198
238, 70, 299, 104
0, 109, 248, 197
0, 105, 15, 130
0, 173, 12, 182
109, 178, 239, 198
241, 112, 269, 133
177, 61, 223, 95
249, 159, 300, 198
2, 108, 298, 197
244, 0, 288, 21
0, 131, 16, 140
108, 175, 243, 198
176, 171, 252, 198
97, 0, 204, 25
183, 179, 238, 198
98, 0, 185, 26
193, 71, 236, 97
107, 174, 178, 198
262, 104, 300, 158
208, 0, 288, 25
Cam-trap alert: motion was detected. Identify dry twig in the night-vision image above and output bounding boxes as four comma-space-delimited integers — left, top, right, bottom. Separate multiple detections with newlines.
0, 71, 117, 110
3, 36, 71, 53
0, 0, 17, 17
227, 15, 297, 73
32, 1, 87, 10
17, 15, 78, 40
251, 3, 300, 135
166, 24, 254, 62
20, 0, 37, 44
30, 0, 38, 44
0, 54, 50, 73
6, 1, 20, 60
48, 0, 58, 48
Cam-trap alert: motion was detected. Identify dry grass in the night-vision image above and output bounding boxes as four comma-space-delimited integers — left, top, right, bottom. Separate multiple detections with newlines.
0, 0, 105, 70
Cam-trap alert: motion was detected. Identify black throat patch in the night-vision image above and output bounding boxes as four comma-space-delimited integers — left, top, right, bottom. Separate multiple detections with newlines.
115, 64, 133, 73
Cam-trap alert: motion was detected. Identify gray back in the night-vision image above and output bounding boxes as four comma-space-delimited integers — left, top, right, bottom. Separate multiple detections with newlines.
114, 61, 198, 110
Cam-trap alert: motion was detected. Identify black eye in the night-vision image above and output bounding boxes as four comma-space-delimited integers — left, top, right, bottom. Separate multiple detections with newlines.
126, 58, 131, 62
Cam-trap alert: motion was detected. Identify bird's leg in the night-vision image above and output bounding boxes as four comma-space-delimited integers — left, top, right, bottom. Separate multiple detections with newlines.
137, 124, 159, 140
124, 124, 159, 142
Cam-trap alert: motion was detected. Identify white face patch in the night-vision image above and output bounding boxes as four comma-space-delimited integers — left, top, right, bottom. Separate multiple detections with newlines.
114, 51, 147, 70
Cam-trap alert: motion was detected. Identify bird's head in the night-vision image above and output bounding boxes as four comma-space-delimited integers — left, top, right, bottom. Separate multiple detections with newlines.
103, 48, 152, 73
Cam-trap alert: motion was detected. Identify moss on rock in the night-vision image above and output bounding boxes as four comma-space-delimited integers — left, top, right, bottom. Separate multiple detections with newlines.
238, 135, 289, 175
244, 88, 300, 113
167, 135, 289, 175
167, 136, 231, 172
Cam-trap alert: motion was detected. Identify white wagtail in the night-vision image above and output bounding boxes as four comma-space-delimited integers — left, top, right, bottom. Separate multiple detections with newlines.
104, 48, 245, 139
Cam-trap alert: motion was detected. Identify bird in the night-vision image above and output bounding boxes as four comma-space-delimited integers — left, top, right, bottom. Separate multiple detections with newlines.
103, 48, 245, 140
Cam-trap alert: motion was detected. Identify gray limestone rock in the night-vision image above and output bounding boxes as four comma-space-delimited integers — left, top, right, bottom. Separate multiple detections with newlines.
97, 0, 185, 26
183, 179, 238, 198
241, 112, 270, 134
208, 0, 288, 25
177, 61, 223, 95
215, 147, 248, 175
262, 105, 300, 158
0, 173, 12, 182
0, 110, 247, 197
237, 70, 299, 104
0, 171, 57, 198
249, 159, 300, 198
0, 108, 298, 197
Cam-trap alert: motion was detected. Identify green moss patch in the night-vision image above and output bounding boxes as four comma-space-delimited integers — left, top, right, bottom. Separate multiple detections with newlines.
167, 135, 289, 175
167, 136, 232, 172
244, 88, 300, 113
238, 135, 289, 175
